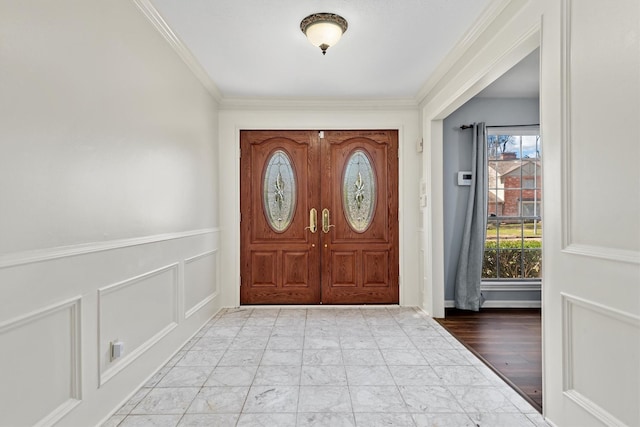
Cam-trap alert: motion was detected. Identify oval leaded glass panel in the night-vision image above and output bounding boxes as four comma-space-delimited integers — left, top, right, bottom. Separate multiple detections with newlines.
263, 150, 297, 232
342, 149, 376, 232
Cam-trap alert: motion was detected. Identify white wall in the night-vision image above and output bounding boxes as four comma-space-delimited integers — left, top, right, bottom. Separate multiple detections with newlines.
442, 97, 540, 305
0, 1, 221, 425
217, 106, 422, 308
539, 0, 639, 424
420, 0, 640, 425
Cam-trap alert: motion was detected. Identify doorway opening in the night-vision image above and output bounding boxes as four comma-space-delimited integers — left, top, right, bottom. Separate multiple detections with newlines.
438, 48, 543, 411
240, 130, 399, 305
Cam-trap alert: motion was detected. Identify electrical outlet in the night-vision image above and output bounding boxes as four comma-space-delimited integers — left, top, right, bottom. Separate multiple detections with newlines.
110, 340, 125, 361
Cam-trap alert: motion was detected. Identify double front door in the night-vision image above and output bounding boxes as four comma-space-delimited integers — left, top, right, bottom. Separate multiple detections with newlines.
240, 130, 399, 305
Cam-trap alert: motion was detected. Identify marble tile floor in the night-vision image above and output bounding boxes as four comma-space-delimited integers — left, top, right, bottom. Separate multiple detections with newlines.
103, 307, 550, 427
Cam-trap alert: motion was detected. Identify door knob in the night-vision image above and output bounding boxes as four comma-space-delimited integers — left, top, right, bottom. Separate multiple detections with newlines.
305, 208, 317, 233
322, 208, 335, 233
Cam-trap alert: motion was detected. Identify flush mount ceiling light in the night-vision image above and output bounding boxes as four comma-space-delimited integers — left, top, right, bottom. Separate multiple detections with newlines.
300, 13, 348, 55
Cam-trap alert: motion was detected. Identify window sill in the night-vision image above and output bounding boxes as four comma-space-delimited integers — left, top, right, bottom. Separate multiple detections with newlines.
481, 281, 541, 292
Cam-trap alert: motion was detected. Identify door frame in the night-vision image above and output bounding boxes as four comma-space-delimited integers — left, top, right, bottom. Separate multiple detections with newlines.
218, 111, 421, 309
421, 28, 542, 319
418, 0, 543, 413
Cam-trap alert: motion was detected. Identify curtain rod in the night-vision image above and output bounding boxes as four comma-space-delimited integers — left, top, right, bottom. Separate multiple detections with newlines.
459, 123, 539, 129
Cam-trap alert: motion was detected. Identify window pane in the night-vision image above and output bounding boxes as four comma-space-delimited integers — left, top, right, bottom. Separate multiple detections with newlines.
342, 149, 376, 232
503, 189, 521, 217
483, 248, 498, 279
524, 220, 542, 239
496, 221, 523, 241
523, 249, 542, 278
263, 150, 297, 232
486, 219, 499, 241
522, 202, 541, 218
482, 129, 541, 282
497, 249, 522, 279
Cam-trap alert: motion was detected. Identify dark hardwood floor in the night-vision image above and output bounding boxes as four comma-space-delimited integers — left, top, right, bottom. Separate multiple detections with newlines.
437, 308, 542, 413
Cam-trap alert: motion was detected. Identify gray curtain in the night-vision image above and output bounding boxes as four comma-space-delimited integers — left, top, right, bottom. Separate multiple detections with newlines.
454, 122, 488, 311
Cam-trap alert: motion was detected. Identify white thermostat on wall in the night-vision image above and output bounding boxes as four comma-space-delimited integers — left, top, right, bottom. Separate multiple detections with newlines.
457, 171, 473, 186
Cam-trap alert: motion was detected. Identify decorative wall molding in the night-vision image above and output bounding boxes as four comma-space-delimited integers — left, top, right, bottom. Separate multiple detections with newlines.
563, 390, 627, 427
559, 0, 640, 265
131, 0, 223, 101
98, 264, 179, 387
0, 296, 82, 427
184, 250, 219, 319
185, 293, 218, 320
33, 398, 82, 427
563, 243, 640, 265
0, 228, 219, 269
185, 249, 219, 264
560, 0, 574, 251
562, 292, 640, 426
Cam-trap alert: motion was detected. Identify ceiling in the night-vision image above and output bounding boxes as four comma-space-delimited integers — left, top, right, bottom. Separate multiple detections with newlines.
148, 0, 494, 99
476, 48, 540, 98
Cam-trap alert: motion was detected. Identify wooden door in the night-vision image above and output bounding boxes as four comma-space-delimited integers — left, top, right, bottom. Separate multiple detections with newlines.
240, 130, 398, 305
320, 131, 399, 304
240, 131, 321, 304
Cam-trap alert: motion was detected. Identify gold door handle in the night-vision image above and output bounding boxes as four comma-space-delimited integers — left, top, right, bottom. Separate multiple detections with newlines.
305, 208, 317, 233
322, 208, 335, 233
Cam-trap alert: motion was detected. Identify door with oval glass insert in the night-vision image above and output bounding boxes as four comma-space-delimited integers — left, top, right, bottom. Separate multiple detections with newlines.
240, 130, 398, 304
320, 130, 399, 304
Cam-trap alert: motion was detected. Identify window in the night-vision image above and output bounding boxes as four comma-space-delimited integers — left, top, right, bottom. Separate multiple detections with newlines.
484, 127, 541, 281
521, 201, 540, 217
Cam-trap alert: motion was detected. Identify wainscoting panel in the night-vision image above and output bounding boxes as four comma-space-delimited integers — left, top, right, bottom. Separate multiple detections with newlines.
98, 264, 179, 386
0, 297, 81, 427
560, 0, 640, 264
0, 229, 221, 425
562, 294, 640, 426
184, 250, 218, 319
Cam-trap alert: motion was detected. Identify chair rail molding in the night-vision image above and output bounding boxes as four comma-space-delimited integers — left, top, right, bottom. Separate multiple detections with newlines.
0, 228, 219, 269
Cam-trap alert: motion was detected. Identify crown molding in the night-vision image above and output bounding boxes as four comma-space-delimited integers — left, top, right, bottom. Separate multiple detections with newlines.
218, 97, 419, 111
414, 0, 516, 104
131, 0, 223, 102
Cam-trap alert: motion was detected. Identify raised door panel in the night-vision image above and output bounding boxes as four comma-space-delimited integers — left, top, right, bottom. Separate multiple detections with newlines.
363, 251, 388, 287
331, 251, 358, 287
283, 251, 309, 287
250, 252, 277, 287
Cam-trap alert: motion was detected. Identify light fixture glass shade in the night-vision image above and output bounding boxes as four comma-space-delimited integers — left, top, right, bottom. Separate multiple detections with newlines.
300, 13, 348, 55
305, 22, 343, 49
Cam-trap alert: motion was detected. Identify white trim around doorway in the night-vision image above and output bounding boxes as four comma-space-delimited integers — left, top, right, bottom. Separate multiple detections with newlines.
217, 109, 421, 309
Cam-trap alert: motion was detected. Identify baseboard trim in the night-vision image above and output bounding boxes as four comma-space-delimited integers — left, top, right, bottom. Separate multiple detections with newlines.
96, 305, 224, 427
445, 299, 541, 309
